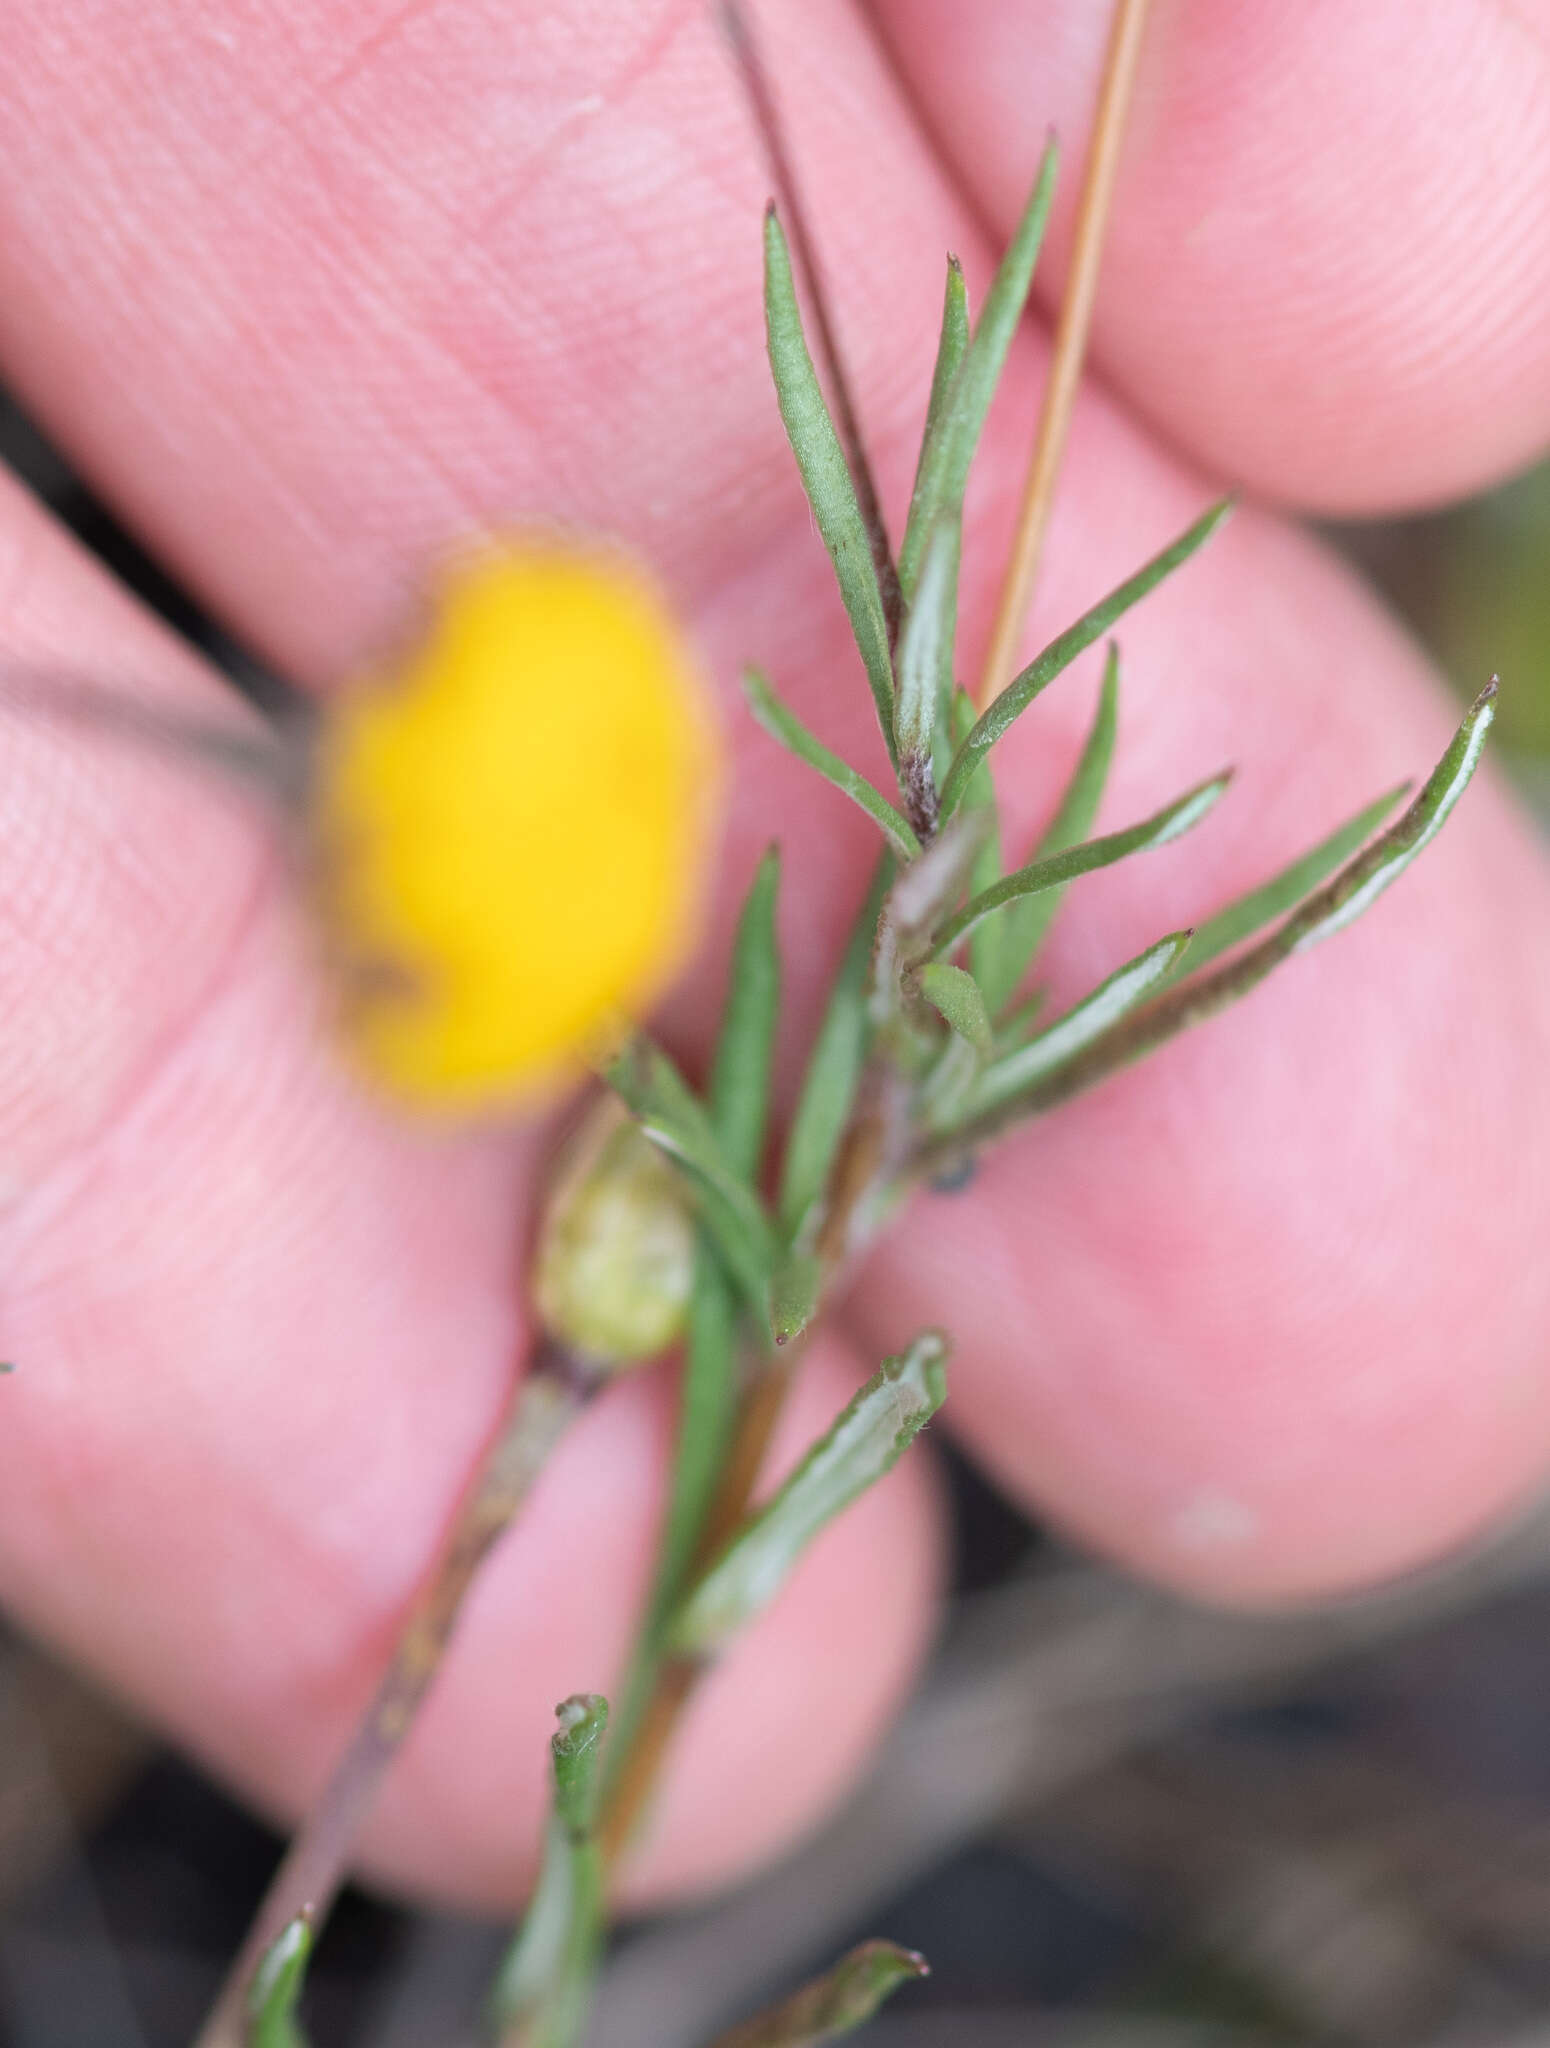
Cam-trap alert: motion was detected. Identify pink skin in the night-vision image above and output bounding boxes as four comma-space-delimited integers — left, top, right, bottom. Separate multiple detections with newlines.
0, 0, 1546, 1912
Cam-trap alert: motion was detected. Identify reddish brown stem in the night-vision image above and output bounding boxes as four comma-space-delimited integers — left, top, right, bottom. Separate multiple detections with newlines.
195, 1344, 599, 2048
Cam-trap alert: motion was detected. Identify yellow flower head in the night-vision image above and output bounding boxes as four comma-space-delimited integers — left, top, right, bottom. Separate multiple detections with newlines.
311, 540, 719, 1114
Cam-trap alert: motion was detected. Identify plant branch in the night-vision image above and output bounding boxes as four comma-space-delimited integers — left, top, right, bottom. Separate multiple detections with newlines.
195, 1342, 602, 2048
976, 0, 1153, 708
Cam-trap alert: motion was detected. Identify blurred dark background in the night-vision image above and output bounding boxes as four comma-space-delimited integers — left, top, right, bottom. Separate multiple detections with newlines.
2, 385, 1549, 2048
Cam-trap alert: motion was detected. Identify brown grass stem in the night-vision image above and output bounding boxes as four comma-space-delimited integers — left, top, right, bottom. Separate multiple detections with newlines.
976, 0, 1153, 709
195, 1343, 600, 2048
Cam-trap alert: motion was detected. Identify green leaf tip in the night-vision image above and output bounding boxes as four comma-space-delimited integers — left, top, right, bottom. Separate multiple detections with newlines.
1286, 679, 1495, 955
551, 1693, 608, 1839
762, 206, 898, 765
670, 1331, 948, 1655
248, 1914, 313, 2048
708, 1939, 930, 2047
939, 499, 1232, 821
743, 668, 921, 862
900, 136, 1059, 599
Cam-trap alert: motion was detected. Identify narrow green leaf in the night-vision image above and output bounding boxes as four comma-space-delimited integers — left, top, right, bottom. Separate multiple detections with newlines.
670, 1332, 948, 1656
708, 1940, 930, 2048
248, 1916, 312, 2048
983, 644, 1120, 1010
917, 961, 993, 1057
933, 768, 1231, 958
1159, 781, 1411, 985
894, 517, 959, 817
899, 139, 1059, 598
604, 1038, 778, 1337
939, 502, 1231, 820
764, 207, 897, 762
711, 848, 781, 1179
930, 681, 1498, 1156
743, 668, 920, 862
771, 1248, 821, 1346
1284, 683, 1495, 951
778, 857, 891, 1244
960, 929, 1194, 1124
905, 255, 969, 540
488, 1698, 610, 2048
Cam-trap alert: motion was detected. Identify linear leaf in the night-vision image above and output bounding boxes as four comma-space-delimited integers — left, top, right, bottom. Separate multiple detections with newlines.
743, 668, 920, 862
488, 1697, 609, 2048
711, 848, 781, 1179
604, 1038, 778, 1337
939, 502, 1231, 820
894, 517, 959, 828
248, 1916, 312, 2048
670, 1332, 948, 1656
778, 857, 891, 1243
918, 962, 993, 1057
708, 1940, 930, 2048
983, 644, 1120, 1010
905, 255, 969, 540
934, 769, 1231, 957
899, 139, 1059, 598
930, 684, 1497, 1154
959, 929, 1194, 1125
1159, 781, 1411, 985
764, 207, 897, 761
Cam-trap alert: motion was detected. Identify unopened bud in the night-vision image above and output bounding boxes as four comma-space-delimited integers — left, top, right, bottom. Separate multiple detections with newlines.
533, 1096, 696, 1367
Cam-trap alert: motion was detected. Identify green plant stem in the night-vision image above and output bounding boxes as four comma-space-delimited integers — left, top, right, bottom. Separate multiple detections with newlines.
593, 1059, 913, 1873
194, 1344, 601, 2048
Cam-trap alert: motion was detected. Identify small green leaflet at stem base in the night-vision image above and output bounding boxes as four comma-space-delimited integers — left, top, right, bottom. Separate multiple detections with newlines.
899, 138, 1059, 598
487, 1697, 610, 2048
935, 767, 1231, 960
742, 668, 921, 862
779, 856, 891, 1245
981, 643, 1120, 1012
763, 206, 898, 765
669, 1332, 949, 1657
939, 501, 1231, 821
917, 961, 994, 1057
247, 1915, 312, 2048
707, 1940, 931, 2048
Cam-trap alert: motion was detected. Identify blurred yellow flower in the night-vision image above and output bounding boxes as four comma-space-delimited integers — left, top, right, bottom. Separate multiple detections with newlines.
312, 541, 719, 1114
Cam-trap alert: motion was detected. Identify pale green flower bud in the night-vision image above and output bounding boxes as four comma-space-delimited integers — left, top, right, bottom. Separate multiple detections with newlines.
533, 1096, 696, 1367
